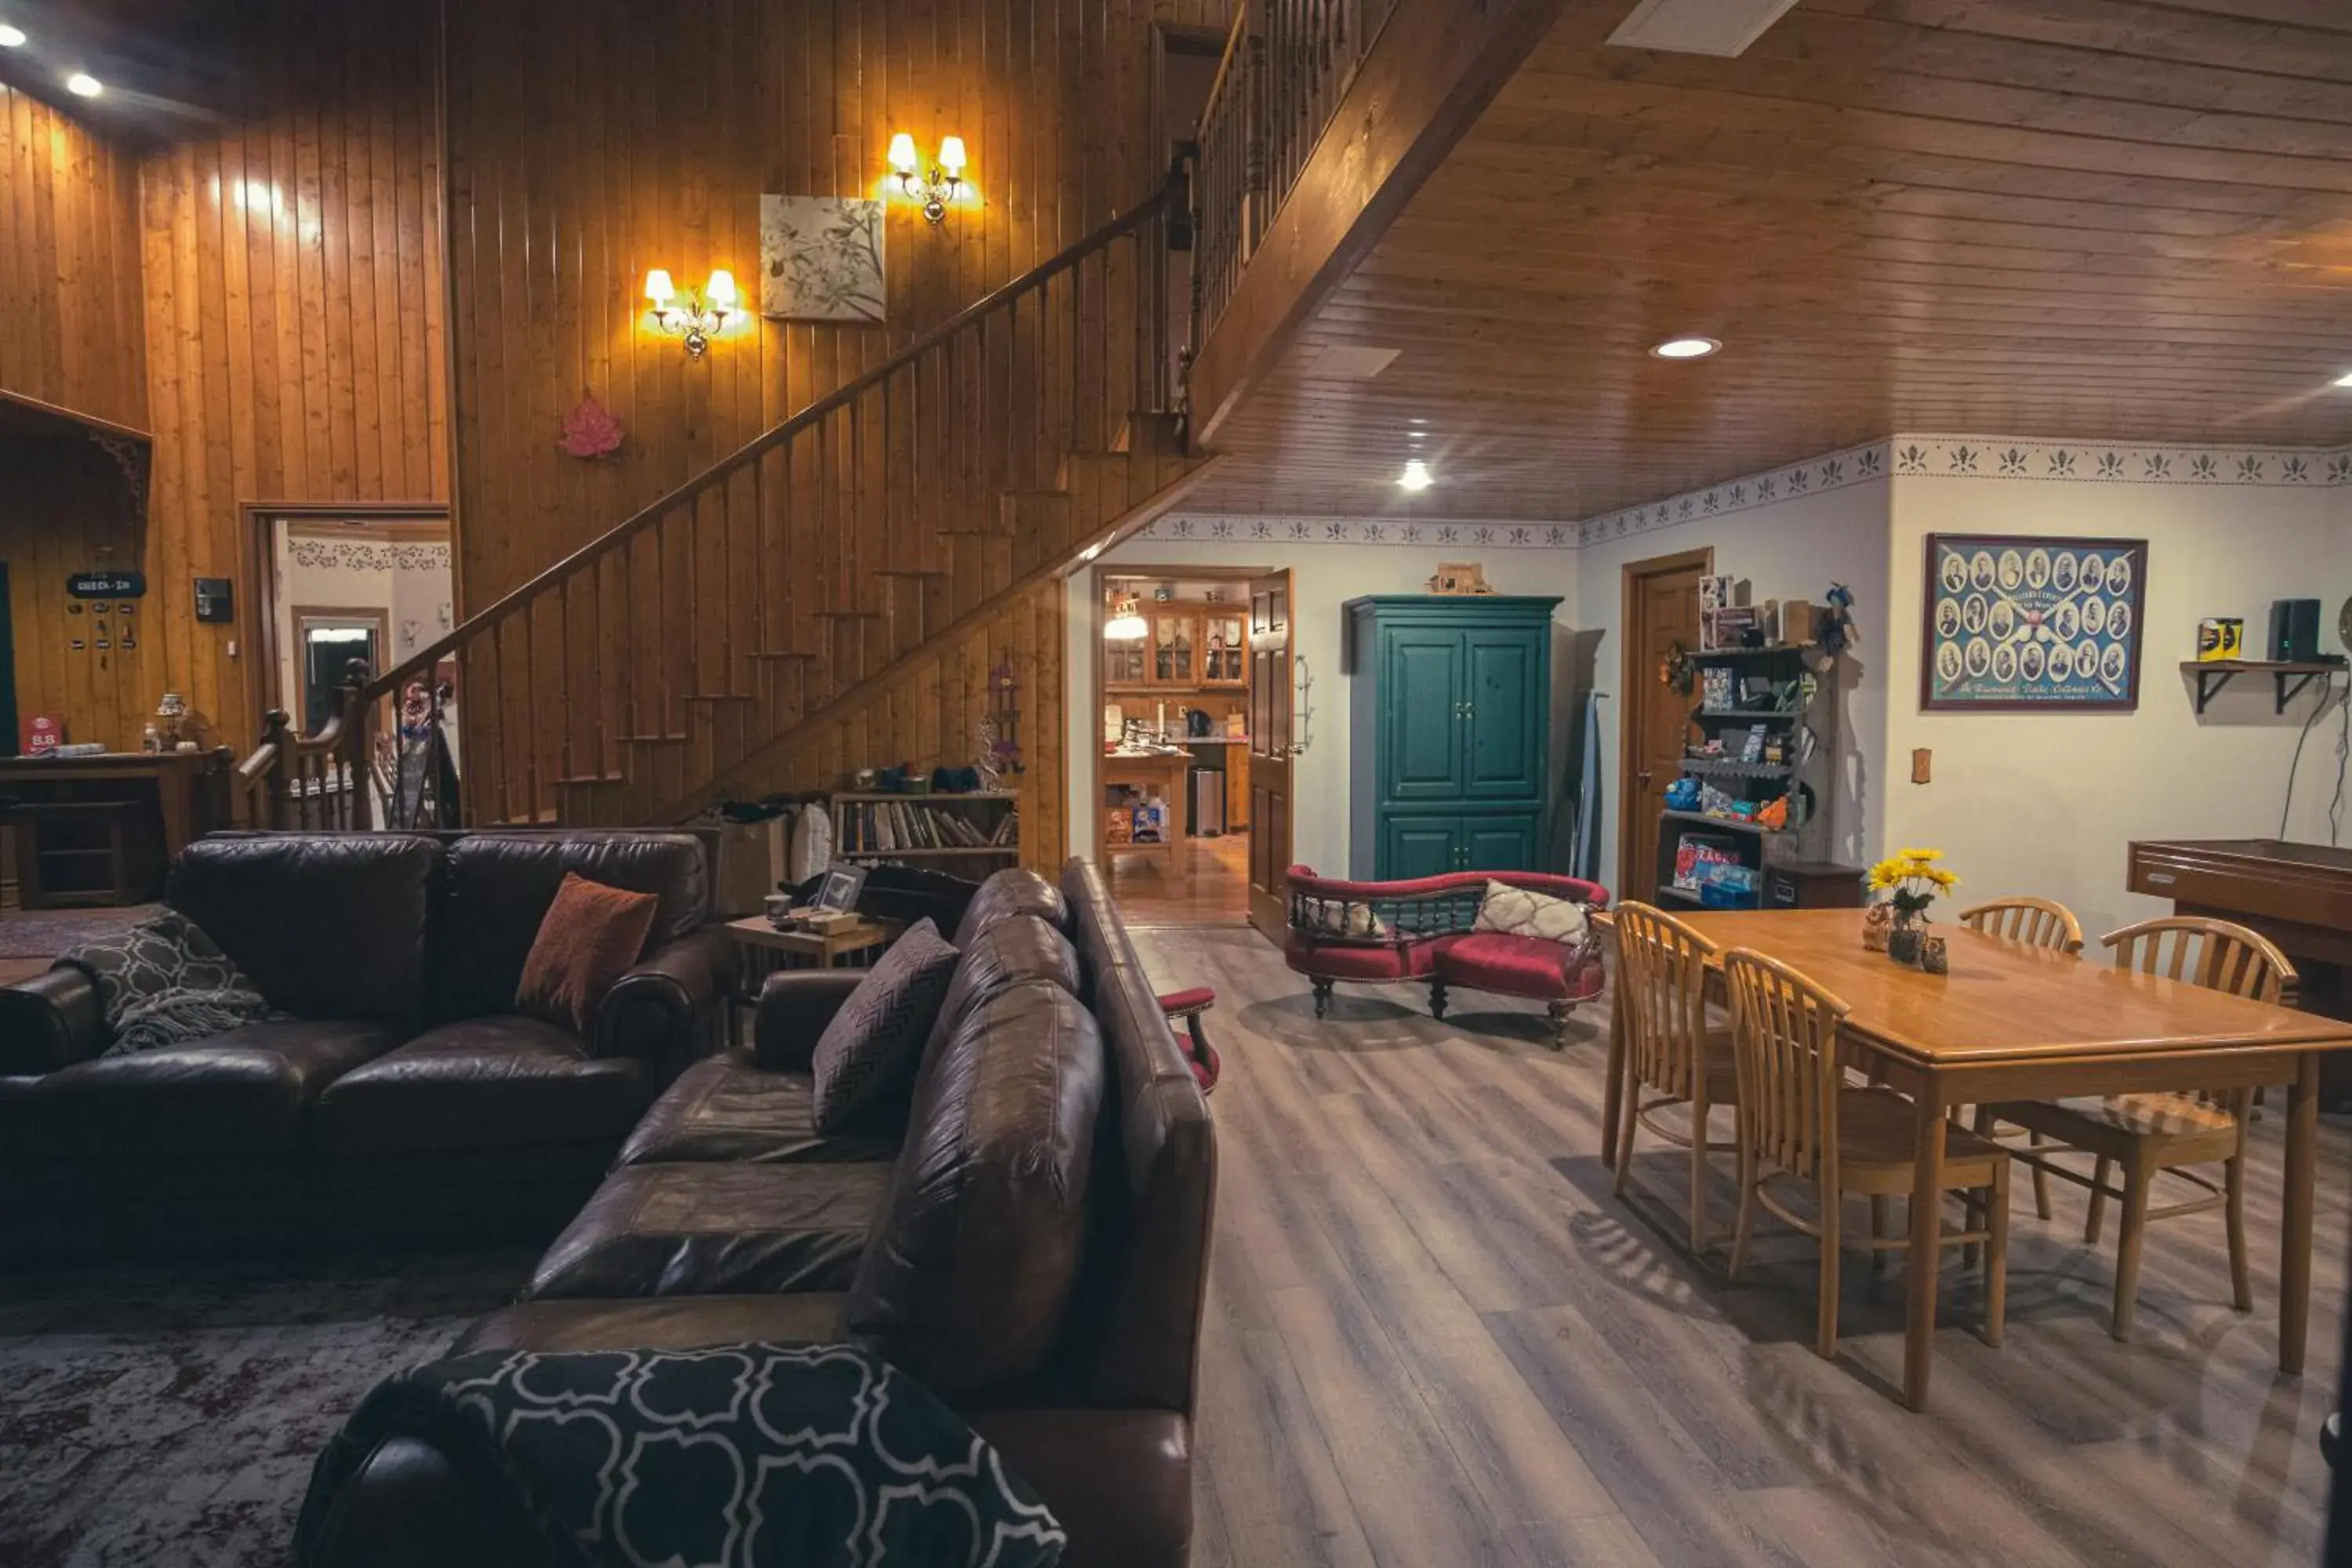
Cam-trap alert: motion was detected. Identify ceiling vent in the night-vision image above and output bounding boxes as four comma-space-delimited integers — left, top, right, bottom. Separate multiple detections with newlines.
1606, 0, 1800, 57
1298, 345, 1401, 380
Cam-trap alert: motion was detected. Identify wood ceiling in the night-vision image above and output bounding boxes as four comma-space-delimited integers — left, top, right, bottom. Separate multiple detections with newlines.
1189, 0, 2352, 521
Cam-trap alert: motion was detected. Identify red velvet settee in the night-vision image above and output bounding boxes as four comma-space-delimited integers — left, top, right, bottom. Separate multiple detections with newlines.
1283, 866, 1610, 1049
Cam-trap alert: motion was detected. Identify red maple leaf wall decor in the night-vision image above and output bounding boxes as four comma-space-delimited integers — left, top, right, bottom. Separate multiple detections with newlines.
559, 394, 625, 459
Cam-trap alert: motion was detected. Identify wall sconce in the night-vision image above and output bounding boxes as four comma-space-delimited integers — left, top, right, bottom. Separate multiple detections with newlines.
887, 132, 967, 225
644, 267, 738, 358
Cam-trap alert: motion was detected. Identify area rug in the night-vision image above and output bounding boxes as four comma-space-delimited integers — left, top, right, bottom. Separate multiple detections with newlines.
0, 905, 161, 958
0, 1249, 533, 1567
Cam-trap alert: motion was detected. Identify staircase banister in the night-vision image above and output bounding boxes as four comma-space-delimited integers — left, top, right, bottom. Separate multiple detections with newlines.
363, 176, 1187, 707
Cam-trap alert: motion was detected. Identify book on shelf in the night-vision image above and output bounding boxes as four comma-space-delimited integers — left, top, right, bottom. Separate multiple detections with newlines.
835, 795, 1018, 856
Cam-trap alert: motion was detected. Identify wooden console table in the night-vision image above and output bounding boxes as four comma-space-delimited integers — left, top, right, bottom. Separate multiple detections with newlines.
0, 750, 234, 906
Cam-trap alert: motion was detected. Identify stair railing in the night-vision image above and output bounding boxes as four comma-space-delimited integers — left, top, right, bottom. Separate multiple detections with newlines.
1192, 0, 1400, 347
318, 176, 1186, 828
239, 662, 376, 830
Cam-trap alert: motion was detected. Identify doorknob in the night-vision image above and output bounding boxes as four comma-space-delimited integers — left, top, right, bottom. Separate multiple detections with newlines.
1637, 771, 1653, 786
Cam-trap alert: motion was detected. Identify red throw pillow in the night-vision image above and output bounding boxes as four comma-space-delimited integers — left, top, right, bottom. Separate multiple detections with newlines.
516, 872, 660, 1036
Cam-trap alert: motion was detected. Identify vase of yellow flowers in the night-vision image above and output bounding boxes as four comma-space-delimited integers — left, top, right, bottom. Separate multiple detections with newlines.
1867, 848, 1957, 964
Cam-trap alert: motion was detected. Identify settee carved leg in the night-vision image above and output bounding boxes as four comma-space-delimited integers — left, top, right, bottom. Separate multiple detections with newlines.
1548, 1000, 1570, 1052
1429, 978, 1448, 1021
1312, 978, 1334, 1019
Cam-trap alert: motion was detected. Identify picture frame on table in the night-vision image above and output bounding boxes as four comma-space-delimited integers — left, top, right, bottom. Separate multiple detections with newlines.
811, 862, 869, 915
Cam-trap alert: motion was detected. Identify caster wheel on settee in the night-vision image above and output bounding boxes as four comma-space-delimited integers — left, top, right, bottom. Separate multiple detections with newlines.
1312, 978, 1334, 1019
1547, 1000, 1571, 1052
1428, 978, 1448, 1022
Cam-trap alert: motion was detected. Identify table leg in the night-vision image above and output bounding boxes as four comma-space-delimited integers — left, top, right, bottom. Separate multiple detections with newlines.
1601, 985, 1626, 1171
1904, 1081, 1947, 1411
2281, 1049, 2320, 1374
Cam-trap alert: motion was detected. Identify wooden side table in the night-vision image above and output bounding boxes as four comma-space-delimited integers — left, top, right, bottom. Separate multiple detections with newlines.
722, 916, 899, 1044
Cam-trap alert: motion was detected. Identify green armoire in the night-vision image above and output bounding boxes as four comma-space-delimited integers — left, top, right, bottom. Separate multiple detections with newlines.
1344, 595, 1561, 880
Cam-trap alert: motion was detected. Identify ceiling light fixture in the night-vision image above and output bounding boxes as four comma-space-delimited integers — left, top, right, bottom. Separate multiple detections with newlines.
1397, 459, 1434, 492
0, 24, 26, 47
1650, 336, 1720, 360
1104, 593, 1148, 641
66, 72, 102, 97
1608, 0, 1801, 57
2335, 372, 2352, 388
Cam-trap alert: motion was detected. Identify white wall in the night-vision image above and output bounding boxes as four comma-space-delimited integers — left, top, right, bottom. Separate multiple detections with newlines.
1064, 528, 1580, 876
1882, 473, 2351, 938
272, 532, 453, 727
1573, 476, 1894, 888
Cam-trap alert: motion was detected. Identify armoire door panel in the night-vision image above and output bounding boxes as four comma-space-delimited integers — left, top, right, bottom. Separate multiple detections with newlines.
1381, 630, 1464, 802
1462, 815, 1540, 873
1383, 816, 1461, 882
1462, 629, 1544, 800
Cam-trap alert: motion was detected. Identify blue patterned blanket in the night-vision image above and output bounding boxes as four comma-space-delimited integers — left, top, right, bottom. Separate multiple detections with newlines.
59, 910, 275, 1055
293, 1342, 1065, 1568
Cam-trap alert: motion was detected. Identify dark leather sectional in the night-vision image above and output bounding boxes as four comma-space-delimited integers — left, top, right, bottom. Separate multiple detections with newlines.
0, 829, 731, 1254
300, 860, 1218, 1568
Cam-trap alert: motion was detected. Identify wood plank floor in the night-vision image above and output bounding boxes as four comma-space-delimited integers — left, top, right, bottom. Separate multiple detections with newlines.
1133, 926, 2347, 1568
1111, 830, 1252, 927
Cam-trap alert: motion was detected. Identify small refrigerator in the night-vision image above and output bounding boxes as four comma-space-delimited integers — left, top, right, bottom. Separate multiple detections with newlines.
1188, 760, 1226, 837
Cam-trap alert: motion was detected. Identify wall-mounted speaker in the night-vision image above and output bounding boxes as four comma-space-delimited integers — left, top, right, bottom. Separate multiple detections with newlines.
2270, 598, 2321, 662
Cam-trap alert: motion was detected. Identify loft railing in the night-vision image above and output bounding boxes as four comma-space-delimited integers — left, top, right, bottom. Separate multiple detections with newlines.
1192, 0, 1400, 343
239, 176, 1186, 829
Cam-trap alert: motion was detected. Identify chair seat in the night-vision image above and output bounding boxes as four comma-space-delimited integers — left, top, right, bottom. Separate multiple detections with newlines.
615, 1058, 899, 1167
1433, 932, 1601, 1001
1157, 986, 1216, 1017
1835, 1087, 2005, 1192
1986, 1092, 2240, 1161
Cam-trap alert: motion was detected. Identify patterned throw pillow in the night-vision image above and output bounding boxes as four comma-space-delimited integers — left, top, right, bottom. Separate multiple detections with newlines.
811, 917, 960, 1131
1299, 896, 1387, 940
1472, 880, 1589, 943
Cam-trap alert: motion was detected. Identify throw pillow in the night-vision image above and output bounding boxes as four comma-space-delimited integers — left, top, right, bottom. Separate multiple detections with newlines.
1300, 895, 1386, 940
811, 917, 960, 1131
1473, 880, 1590, 943
515, 871, 660, 1036
59, 910, 275, 1056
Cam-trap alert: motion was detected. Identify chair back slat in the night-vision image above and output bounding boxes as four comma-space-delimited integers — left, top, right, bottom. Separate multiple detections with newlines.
1958, 895, 2084, 954
1724, 948, 1853, 1183
2101, 915, 2296, 1007
1613, 902, 1716, 1101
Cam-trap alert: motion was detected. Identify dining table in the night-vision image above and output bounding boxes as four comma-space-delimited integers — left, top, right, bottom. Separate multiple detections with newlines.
1595, 906, 2351, 1411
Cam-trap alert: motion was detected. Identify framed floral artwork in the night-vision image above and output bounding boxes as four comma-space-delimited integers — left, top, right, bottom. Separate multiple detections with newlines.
758, 196, 885, 323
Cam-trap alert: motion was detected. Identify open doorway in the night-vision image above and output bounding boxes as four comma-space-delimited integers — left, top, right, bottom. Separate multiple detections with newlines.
1091, 564, 1290, 928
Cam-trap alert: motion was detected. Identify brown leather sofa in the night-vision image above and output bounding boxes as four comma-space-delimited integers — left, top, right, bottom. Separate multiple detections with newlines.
299, 861, 1218, 1568
0, 829, 730, 1255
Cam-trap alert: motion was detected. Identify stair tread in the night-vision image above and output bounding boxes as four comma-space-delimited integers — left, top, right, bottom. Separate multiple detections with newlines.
748, 650, 820, 660
557, 773, 627, 786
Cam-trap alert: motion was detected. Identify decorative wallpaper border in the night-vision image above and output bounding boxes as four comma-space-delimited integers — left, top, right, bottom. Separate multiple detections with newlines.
1147, 434, 2352, 555
288, 540, 452, 572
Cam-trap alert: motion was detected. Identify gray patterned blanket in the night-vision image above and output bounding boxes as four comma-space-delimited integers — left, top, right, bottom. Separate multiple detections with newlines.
293, 1341, 1065, 1567
58, 910, 275, 1056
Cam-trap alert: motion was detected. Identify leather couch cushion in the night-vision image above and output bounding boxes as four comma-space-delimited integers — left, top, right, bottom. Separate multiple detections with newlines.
523, 1162, 890, 1301
168, 835, 441, 1022
514, 872, 660, 1036
616, 1058, 898, 1167
924, 914, 1083, 1065
966, 1409, 1194, 1568
844, 978, 1103, 1398
952, 867, 1068, 946
313, 1017, 652, 1159
452, 1294, 850, 1355
29, 1018, 403, 1158
434, 833, 710, 1021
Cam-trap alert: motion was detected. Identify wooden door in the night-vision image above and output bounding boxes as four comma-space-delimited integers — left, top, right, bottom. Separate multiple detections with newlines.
1461, 626, 1544, 800
1619, 550, 1710, 902
1381, 626, 1466, 802
1246, 571, 1294, 944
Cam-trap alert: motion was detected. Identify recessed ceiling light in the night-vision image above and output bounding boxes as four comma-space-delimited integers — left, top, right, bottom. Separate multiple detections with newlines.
1397, 459, 1434, 492
0, 24, 26, 48
66, 72, 103, 97
1608, 0, 1801, 58
1650, 336, 1721, 361
2335, 372, 2352, 388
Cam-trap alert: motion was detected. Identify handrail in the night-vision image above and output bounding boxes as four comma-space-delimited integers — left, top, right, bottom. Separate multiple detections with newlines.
364, 176, 1188, 708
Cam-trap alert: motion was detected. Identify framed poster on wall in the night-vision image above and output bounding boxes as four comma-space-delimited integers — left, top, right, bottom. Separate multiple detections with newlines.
1920, 533, 2148, 712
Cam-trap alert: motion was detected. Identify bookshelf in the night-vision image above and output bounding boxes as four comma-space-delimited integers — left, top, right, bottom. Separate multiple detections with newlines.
831, 792, 1021, 868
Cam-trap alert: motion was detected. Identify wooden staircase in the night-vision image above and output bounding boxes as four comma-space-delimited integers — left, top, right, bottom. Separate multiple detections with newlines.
336, 176, 1214, 837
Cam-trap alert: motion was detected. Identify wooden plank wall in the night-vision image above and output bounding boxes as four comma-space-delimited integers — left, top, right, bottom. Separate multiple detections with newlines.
132, 0, 447, 753
0, 437, 150, 744
756, 579, 1068, 876
0, 83, 147, 429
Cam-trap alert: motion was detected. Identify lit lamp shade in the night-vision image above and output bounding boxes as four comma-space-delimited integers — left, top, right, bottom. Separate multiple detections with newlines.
887, 132, 919, 175
706, 269, 739, 308
643, 268, 677, 305
938, 136, 967, 176
1104, 596, 1147, 641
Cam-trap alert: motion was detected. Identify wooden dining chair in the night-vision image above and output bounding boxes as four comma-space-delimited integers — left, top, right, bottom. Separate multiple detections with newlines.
1723, 948, 2010, 1363
1958, 896, 2085, 955
1955, 895, 2085, 1220
1610, 902, 1737, 1253
1975, 916, 2296, 1341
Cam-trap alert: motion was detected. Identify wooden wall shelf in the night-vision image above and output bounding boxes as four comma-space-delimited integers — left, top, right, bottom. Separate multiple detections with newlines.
2181, 659, 2341, 716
